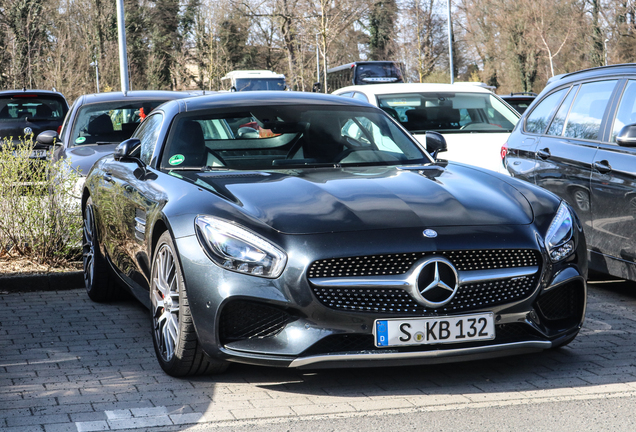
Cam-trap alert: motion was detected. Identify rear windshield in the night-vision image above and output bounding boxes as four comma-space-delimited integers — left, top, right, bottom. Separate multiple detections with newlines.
355, 63, 404, 84
0, 95, 67, 122
161, 105, 430, 171
377, 92, 519, 134
70, 100, 167, 145
234, 78, 286, 91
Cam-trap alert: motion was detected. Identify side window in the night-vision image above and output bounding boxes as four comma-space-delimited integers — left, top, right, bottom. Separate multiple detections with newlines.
525, 88, 567, 134
352, 92, 369, 102
547, 86, 578, 136
134, 113, 163, 165
611, 80, 636, 142
563, 80, 617, 140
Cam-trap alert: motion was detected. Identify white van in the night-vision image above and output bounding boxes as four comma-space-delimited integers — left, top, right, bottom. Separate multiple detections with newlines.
221, 70, 287, 92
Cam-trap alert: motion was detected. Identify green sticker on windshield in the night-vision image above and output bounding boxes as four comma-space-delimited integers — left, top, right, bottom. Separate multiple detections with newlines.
75, 137, 86, 144
169, 154, 185, 166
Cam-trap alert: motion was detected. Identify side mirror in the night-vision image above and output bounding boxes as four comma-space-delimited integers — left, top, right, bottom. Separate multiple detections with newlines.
230, 86, 237, 92
36, 130, 60, 147
425, 131, 447, 159
616, 124, 636, 147
113, 138, 141, 161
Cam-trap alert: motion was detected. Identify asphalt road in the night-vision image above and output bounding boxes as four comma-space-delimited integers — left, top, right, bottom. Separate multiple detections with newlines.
2, 279, 636, 431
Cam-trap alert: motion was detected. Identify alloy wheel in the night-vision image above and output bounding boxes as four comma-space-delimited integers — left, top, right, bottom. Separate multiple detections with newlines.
82, 206, 95, 288
151, 244, 181, 362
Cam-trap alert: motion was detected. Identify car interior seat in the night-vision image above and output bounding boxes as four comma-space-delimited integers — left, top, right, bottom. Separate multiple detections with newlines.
302, 116, 345, 162
405, 109, 429, 131
87, 114, 114, 135
35, 105, 53, 119
168, 120, 207, 168
436, 106, 461, 129
382, 107, 400, 121
0, 106, 11, 119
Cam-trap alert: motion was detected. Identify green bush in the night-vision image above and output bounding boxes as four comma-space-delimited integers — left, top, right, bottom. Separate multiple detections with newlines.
0, 137, 82, 266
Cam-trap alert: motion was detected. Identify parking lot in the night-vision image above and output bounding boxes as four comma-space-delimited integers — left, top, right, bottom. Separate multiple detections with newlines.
2, 280, 636, 431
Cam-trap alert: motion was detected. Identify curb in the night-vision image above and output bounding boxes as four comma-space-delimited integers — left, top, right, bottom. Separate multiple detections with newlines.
0, 271, 83, 293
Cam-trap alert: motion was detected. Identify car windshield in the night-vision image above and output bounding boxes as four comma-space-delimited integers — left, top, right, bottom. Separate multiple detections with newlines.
234, 78, 286, 91
377, 92, 519, 134
0, 95, 66, 122
161, 105, 430, 171
70, 100, 167, 145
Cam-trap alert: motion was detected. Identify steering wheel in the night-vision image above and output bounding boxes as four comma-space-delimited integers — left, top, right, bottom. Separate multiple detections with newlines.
460, 122, 480, 130
343, 136, 370, 149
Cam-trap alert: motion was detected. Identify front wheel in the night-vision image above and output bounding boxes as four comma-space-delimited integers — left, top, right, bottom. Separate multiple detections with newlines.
83, 196, 121, 302
150, 231, 228, 377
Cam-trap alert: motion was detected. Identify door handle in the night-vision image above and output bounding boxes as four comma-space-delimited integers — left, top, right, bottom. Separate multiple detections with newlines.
593, 160, 612, 174
537, 148, 551, 159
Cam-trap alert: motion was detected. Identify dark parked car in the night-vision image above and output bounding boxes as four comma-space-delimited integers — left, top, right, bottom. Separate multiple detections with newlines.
82, 91, 586, 376
504, 64, 636, 282
0, 89, 69, 159
499, 92, 537, 114
36, 91, 193, 177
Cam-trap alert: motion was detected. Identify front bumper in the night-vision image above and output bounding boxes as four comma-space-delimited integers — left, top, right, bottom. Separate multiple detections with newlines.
176, 223, 587, 369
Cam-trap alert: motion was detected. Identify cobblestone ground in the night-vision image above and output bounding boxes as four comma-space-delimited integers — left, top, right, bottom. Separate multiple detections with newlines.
1, 281, 636, 431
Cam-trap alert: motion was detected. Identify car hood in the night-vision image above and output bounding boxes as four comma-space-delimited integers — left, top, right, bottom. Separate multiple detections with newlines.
185, 164, 534, 235
65, 144, 119, 176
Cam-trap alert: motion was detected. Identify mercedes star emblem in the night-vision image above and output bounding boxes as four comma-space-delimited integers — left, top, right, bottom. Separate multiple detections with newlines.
423, 229, 438, 238
23, 127, 33, 136
415, 257, 459, 308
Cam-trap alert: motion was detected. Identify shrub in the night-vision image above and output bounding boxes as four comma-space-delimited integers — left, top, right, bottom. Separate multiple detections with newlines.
0, 136, 82, 267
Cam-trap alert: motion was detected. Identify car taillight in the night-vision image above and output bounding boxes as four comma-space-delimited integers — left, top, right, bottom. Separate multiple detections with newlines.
501, 142, 508, 161
57, 125, 63, 135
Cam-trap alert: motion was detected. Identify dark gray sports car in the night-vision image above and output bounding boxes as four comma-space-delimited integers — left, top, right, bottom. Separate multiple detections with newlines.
82, 92, 587, 377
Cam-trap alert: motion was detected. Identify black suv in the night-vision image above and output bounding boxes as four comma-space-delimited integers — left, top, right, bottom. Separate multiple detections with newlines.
499, 92, 537, 114
0, 89, 69, 159
504, 64, 636, 282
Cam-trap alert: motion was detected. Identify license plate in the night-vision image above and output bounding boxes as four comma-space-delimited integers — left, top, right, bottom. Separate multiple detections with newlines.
30, 149, 47, 158
374, 313, 495, 347
11, 150, 47, 158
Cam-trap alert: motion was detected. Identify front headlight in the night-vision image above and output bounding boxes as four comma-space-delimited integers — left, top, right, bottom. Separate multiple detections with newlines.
195, 215, 287, 278
545, 202, 575, 262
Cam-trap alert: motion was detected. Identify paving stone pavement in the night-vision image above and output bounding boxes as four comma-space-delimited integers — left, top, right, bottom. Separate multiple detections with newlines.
2, 281, 636, 431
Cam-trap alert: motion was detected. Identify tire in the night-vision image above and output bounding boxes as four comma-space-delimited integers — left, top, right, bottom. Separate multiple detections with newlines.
150, 231, 228, 377
83, 196, 121, 302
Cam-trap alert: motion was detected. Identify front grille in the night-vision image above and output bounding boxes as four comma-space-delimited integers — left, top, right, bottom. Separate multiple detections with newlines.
312, 274, 539, 315
536, 281, 584, 321
300, 323, 544, 356
308, 249, 539, 278
219, 301, 295, 344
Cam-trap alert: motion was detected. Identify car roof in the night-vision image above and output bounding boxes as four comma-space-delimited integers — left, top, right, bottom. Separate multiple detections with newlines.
333, 83, 495, 96
0, 89, 67, 99
547, 63, 636, 86
173, 90, 377, 112
499, 93, 537, 99
78, 90, 194, 105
